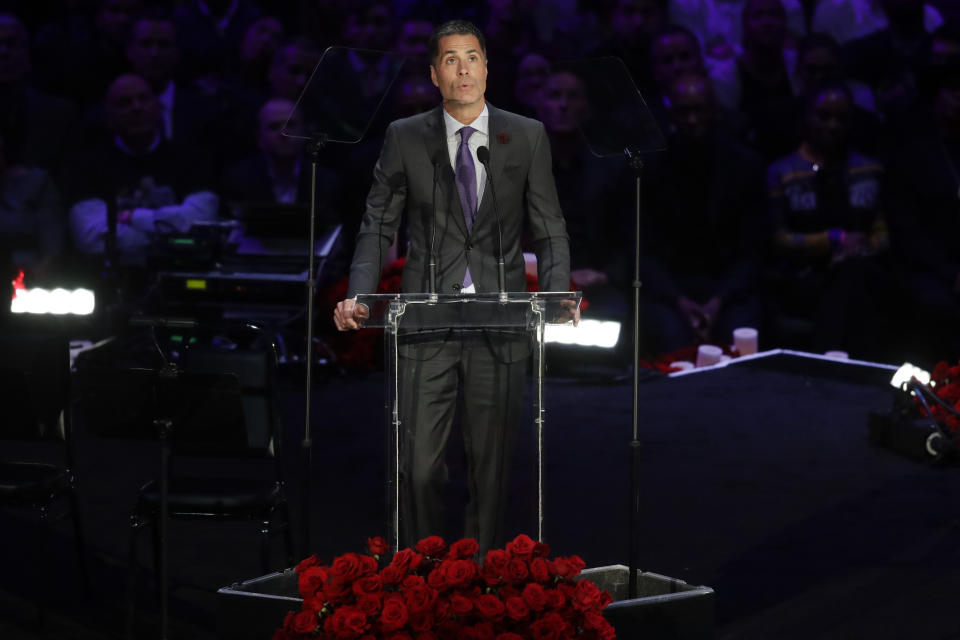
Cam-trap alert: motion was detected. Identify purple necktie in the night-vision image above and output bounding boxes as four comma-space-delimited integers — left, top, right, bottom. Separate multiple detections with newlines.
455, 126, 477, 289
455, 126, 478, 232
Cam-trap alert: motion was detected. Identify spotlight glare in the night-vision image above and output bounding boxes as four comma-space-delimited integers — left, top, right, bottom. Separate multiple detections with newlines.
890, 363, 931, 390
545, 319, 621, 349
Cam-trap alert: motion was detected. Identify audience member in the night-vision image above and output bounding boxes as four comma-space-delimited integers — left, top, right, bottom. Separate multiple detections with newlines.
0, 133, 64, 279
710, 0, 801, 160
587, 0, 670, 93
268, 37, 322, 103
513, 52, 551, 117
32, 0, 141, 106
535, 70, 631, 317
765, 82, 892, 357
174, 0, 261, 83
0, 14, 78, 171
811, 0, 943, 45
642, 73, 766, 353
342, 1, 395, 50
670, 0, 805, 61
885, 65, 960, 362
125, 9, 220, 146
395, 16, 433, 62
65, 74, 218, 261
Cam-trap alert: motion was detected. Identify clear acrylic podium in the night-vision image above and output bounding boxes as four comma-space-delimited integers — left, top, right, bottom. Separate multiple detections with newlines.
355, 291, 582, 549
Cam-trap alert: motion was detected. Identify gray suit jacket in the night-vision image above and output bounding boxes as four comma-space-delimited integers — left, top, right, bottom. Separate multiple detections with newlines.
347, 104, 570, 299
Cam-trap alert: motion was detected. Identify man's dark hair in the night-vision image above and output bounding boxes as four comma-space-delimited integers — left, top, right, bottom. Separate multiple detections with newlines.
126, 6, 177, 43
649, 23, 701, 54
428, 20, 486, 64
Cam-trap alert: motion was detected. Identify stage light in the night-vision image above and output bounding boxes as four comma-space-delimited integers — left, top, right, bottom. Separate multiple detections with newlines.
890, 363, 931, 391
10, 284, 96, 315
545, 319, 621, 348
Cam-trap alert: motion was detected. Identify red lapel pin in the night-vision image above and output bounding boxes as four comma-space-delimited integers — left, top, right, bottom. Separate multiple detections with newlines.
497, 132, 510, 145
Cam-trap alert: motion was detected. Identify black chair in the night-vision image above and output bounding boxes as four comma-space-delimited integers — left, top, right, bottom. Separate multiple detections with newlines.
0, 331, 89, 605
121, 328, 294, 636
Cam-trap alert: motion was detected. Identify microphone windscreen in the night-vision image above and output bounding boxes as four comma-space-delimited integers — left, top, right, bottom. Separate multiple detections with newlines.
477, 145, 490, 165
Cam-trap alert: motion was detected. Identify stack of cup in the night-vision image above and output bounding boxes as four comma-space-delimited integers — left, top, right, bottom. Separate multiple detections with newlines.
733, 327, 758, 356
695, 344, 723, 367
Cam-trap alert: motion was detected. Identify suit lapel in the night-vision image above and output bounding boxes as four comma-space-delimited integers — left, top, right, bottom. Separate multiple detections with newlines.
422, 105, 469, 238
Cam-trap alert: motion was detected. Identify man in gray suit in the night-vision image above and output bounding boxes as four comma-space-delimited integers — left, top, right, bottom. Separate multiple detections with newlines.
334, 19, 574, 554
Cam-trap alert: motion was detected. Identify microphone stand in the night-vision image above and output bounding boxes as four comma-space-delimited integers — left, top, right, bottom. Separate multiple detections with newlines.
625, 146, 644, 599
477, 147, 507, 302
301, 133, 328, 556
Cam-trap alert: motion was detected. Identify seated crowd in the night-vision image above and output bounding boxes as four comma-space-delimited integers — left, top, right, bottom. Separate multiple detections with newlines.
1, 0, 958, 366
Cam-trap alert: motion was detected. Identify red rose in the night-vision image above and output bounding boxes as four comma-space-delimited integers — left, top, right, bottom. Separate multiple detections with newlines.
409, 611, 434, 632
483, 549, 509, 573
296, 554, 320, 574
380, 565, 404, 585
332, 552, 375, 584
463, 622, 495, 640
357, 593, 382, 616
533, 541, 551, 557
583, 609, 615, 639
448, 538, 479, 559
415, 535, 447, 557
303, 594, 324, 613
380, 599, 410, 632
440, 558, 477, 588
401, 574, 426, 589
384, 633, 412, 640
404, 585, 437, 614
415, 632, 439, 640
504, 596, 529, 621
391, 548, 425, 573
505, 557, 529, 583
544, 589, 565, 609
433, 598, 450, 622
499, 585, 520, 599
450, 594, 474, 617
367, 536, 391, 557
530, 557, 550, 583
329, 606, 368, 638
473, 594, 505, 621
426, 568, 445, 589
496, 634, 524, 640
507, 534, 537, 557
292, 610, 318, 634
550, 555, 585, 580
522, 583, 548, 611
324, 579, 352, 605
352, 574, 382, 596
299, 566, 330, 598
571, 580, 603, 612
529, 611, 567, 640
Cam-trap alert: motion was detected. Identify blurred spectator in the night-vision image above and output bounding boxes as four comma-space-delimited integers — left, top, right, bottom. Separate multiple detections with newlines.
268, 36, 322, 102
342, 1, 395, 50
236, 15, 284, 89
811, 0, 943, 45
125, 8, 220, 146
33, 0, 141, 106
642, 72, 766, 352
483, 0, 549, 109
710, 0, 801, 160
535, 70, 631, 317
765, 82, 892, 357
395, 16, 433, 62
394, 74, 439, 118
586, 0, 670, 93
174, 0, 261, 83
885, 65, 960, 362
0, 14, 78, 172
669, 0, 805, 61
220, 98, 338, 211
841, 0, 932, 119
65, 74, 217, 260
513, 52, 550, 117
0, 133, 64, 279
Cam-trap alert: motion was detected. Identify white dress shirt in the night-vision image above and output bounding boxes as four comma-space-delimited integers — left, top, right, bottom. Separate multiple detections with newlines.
442, 104, 489, 209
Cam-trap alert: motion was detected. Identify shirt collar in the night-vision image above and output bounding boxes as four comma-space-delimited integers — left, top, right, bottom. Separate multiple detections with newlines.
442, 103, 489, 139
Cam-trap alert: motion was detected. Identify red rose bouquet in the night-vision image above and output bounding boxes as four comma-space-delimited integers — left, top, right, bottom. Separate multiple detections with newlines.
916, 360, 960, 443
274, 534, 616, 640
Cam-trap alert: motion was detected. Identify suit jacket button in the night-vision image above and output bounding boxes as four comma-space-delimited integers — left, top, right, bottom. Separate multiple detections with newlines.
452, 283, 461, 292
464, 242, 472, 250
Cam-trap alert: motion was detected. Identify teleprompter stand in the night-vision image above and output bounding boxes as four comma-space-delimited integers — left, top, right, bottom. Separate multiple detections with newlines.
355, 291, 581, 550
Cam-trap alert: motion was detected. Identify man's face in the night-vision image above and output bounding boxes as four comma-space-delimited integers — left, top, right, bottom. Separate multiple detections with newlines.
241, 16, 283, 63
651, 32, 702, 91
97, 0, 140, 43
0, 19, 29, 85
127, 20, 179, 84
258, 100, 305, 159
514, 52, 550, 108
743, 0, 786, 49
343, 4, 393, 50
806, 88, 853, 154
106, 74, 160, 138
536, 72, 589, 134
611, 0, 665, 45
430, 34, 487, 109
797, 46, 841, 89
396, 20, 432, 59
667, 75, 715, 142
269, 44, 319, 101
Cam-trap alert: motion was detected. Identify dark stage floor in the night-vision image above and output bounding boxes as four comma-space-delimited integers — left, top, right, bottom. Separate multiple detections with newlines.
2, 351, 960, 639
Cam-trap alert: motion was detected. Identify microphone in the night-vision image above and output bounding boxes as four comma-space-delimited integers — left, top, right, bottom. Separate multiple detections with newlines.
429, 150, 446, 298
476, 146, 506, 301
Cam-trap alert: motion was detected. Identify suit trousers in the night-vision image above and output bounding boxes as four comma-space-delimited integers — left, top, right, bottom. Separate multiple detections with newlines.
397, 330, 526, 556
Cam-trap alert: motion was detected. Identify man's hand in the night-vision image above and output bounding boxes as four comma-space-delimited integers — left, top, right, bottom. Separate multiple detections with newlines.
333, 298, 370, 331
556, 298, 581, 326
